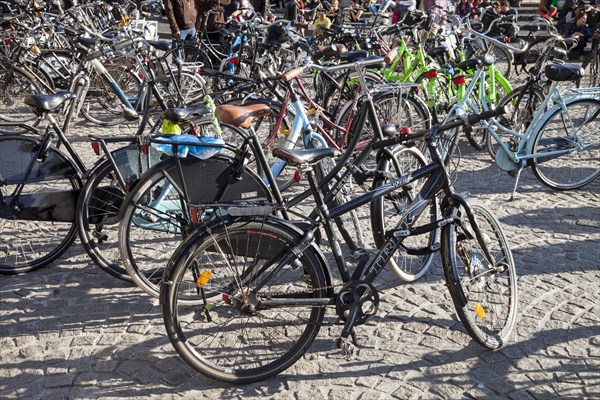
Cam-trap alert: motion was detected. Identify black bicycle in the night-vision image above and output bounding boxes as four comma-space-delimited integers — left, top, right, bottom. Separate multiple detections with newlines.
160, 107, 518, 383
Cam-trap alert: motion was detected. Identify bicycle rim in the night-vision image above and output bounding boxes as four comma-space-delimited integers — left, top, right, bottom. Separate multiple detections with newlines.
161, 217, 327, 383
441, 203, 517, 349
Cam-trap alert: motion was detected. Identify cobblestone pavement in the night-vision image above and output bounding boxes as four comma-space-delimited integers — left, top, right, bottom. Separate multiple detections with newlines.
1, 117, 599, 400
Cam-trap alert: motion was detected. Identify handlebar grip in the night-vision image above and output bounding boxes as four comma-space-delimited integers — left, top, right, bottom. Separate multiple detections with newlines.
281, 67, 304, 82
114, 38, 134, 51
384, 47, 398, 65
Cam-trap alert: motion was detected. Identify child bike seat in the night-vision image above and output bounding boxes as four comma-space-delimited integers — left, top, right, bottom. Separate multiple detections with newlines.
215, 104, 272, 129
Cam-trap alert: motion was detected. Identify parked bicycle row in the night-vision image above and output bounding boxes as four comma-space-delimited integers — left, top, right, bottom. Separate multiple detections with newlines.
1, 0, 598, 384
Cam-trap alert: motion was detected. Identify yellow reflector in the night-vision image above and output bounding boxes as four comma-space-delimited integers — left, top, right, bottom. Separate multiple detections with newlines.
475, 304, 486, 319
280, 129, 290, 135
196, 270, 212, 287
308, 108, 316, 115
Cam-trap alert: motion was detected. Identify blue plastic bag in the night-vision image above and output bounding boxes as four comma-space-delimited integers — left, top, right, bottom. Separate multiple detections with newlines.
152, 134, 225, 159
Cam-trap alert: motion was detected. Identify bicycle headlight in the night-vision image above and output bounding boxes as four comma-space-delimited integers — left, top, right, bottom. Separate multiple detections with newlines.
484, 54, 495, 65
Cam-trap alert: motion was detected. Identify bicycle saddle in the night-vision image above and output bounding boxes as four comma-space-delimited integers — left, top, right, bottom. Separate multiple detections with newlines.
338, 50, 369, 63
215, 104, 272, 129
455, 58, 482, 72
77, 36, 97, 48
24, 91, 76, 112
313, 44, 348, 60
147, 40, 172, 52
544, 64, 584, 82
163, 105, 212, 123
427, 46, 448, 58
271, 147, 342, 167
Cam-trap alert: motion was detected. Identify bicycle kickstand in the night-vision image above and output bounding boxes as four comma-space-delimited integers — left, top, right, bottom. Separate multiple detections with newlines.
509, 166, 524, 201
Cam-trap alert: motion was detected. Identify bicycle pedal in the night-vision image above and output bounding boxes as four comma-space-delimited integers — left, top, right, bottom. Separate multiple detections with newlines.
336, 337, 357, 360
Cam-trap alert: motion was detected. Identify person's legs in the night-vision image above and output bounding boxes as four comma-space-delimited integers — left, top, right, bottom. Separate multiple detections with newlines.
174, 27, 197, 62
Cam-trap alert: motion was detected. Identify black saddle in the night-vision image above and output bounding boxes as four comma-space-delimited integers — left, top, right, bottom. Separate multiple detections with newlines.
427, 45, 448, 58
338, 50, 369, 63
24, 91, 76, 112
271, 147, 341, 167
545, 64, 583, 82
147, 40, 172, 52
455, 58, 482, 72
162, 105, 212, 123
77, 36, 96, 48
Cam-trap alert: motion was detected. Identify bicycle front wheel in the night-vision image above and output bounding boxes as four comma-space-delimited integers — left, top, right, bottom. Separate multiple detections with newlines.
370, 146, 437, 282
531, 99, 600, 190
441, 203, 517, 349
161, 217, 328, 383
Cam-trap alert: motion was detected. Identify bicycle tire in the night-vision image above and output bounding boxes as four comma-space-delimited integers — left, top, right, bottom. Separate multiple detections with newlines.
0, 136, 82, 274
161, 217, 328, 383
464, 69, 512, 151
441, 202, 517, 349
119, 154, 273, 299
0, 67, 44, 133
76, 158, 131, 281
531, 99, 600, 190
489, 84, 545, 159
488, 44, 512, 80
579, 48, 599, 88
370, 146, 438, 282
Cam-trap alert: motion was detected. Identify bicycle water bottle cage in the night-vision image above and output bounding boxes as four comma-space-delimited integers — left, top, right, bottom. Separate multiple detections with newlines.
544, 64, 584, 82
24, 92, 76, 114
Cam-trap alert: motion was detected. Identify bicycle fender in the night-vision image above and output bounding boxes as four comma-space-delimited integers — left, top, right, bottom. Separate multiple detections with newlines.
158, 215, 334, 305
0, 136, 81, 185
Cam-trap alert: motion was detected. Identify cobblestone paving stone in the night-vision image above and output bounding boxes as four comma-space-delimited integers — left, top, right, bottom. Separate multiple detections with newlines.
1, 117, 598, 399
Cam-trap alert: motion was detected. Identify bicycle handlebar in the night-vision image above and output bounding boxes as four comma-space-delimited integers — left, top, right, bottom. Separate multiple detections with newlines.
372, 106, 506, 150
464, 18, 529, 54
84, 36, 141, 61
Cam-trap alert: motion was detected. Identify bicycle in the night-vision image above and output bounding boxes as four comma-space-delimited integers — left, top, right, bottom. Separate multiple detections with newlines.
159, 107, 517, 383
118, 53, 432, 299
447, 57, 599, 198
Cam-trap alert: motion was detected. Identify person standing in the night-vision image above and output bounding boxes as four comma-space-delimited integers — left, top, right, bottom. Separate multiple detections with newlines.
164, 0, 198, 42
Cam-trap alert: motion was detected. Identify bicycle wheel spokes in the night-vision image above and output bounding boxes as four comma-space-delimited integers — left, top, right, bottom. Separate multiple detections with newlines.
163, 219, 327, 383
532, 100, 600, 190
443, 204, 517, 349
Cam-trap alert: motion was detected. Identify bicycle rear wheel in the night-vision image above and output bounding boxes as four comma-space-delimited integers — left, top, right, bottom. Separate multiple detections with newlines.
531, 99, 600, 190
161, 217, 328, 383
441, 203, 517, 349
370, 146, 437, 282
490, 84, 545, 159
0, 137, 81, 273
76, 158, 133, 281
